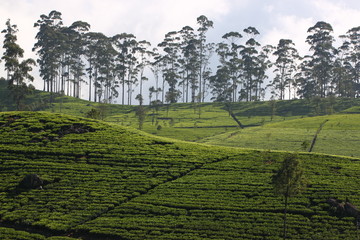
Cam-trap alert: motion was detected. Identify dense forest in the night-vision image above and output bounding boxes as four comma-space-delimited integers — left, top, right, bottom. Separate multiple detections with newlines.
2, 10, 360, 106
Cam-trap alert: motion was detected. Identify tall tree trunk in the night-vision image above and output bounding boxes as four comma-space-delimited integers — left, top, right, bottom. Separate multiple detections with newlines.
89, 66, 92, 101
139, 70, 144, 104
202, 70, 206, 102
155, 74, 159, 101
50, 75, 53, 93
162, 76, 165, 103
199, 44, 203, 103
94, 69, 98, 103
122, 77, 125, 105
186, 77, 189, 103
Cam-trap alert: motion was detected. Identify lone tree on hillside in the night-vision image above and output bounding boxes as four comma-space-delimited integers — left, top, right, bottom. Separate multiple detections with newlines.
135, 105, 147, 130
272, 153, 307, 239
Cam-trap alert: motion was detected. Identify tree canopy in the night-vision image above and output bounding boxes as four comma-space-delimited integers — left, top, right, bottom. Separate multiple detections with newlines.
2, 12, 360, 105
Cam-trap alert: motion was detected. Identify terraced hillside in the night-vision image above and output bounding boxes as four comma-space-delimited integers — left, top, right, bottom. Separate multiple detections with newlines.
2, 79, 360, 145
0, 112, 360, 239
36, 97, 360, 143
200, 114, 360, 158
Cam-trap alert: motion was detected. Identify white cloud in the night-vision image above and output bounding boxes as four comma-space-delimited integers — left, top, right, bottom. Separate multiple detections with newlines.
264, 4, 275, 13
311, 0, 360, 37
258, 0, 360, 56
262, 15, 314, 55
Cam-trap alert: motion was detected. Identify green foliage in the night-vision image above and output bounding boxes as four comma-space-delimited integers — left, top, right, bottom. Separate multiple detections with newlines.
85, 108, 101, 119
75, 152, 360, 239
8, 83, 35, 111
2, 19, 36, 111
202, 114, 360, 158
0, 227, 81, 239
272, 153, 306, 198
272, 153, 306, 239
1, 77, 360, 146
0, 112, 360, 239
301, 140, 310, 151
135, 105, 147, 130
303, 22, 335, 99
0, 227, 46, 240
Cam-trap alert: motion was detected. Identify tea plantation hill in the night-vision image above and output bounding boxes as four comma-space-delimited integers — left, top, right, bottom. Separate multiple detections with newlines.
1, 112, 360, 239
2, 79, 360, 157
201, 114, 360, 158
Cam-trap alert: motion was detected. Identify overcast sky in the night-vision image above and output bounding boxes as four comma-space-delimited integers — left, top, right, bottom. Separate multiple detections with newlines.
1, 0, 360, 100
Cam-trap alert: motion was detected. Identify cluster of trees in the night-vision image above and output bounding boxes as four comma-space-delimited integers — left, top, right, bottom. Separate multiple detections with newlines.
213, 21, 360, 102
29, 11, 216, 105
2, 11, 360, 106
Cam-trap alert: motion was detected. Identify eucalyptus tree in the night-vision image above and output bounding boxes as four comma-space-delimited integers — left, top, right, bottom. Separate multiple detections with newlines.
65, 21, 90, 98
84, 32, 102, 101
55, 21, 90, 98
2, 19, 24, 82
305, 21, 336, 98
125, 41, 139, 106
148, 86, 155, 103
239, 27, 261, 101
112, 33, 138, 105
216, 31, 242, 102
197, 15, 213, 102
296, 56, 317, 99
253, 44, 273, 101
150, 48, 163, 101
209, 66, 232, 102
271, 39, 300, 100
58, 26, 71, 95
33, 10, 64, 93
97, 36, 117, 103
2, 19, 36, 110
211, 31, 242, 103
158, 31, 181, 103
339, 26, 360, 97
85, 32, 116, 102
135, 40, 152, 105
347, 26, 360, 97
332, 40, 352, 97
178, 25, 198, 103
196, 41, 214, 101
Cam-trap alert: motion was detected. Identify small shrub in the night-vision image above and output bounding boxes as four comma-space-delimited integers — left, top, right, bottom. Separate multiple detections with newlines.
301, 140, 310, 151
18, 174, 43, 190
85, 108, 101, 119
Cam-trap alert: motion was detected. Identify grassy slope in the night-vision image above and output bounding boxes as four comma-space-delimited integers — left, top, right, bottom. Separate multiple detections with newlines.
2, 79, 360, 157
200, 114, 360, 158
0, 80, 295, 141
0, 112, 360, 239
0, 111, 238, 239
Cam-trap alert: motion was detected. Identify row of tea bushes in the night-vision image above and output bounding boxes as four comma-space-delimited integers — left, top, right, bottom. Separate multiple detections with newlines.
76, 153, 360, 239
1, 112, 360, 239
0, 112, 238, 235
0, 227, 79, 240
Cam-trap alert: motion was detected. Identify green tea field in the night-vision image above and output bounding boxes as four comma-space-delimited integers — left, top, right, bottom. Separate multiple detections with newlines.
0, 112, 360, 239
200, 114, 360, 158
